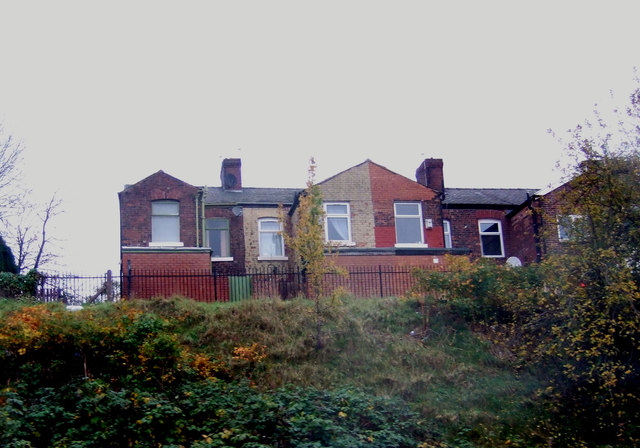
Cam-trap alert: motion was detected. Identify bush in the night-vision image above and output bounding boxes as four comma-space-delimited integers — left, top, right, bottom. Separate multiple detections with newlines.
413, 254, 640, 447
0, 301, 431, 448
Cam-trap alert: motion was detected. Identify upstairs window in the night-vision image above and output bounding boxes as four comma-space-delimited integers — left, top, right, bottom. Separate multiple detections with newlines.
259, 218, 285, 259
443, 219, 452, 249
557, 214, 581, 242
394, 202, 424, 245
478, 219, 504, 257
206, 218, 230, 258
324, 202, 352, 244
151, 200, 180, 244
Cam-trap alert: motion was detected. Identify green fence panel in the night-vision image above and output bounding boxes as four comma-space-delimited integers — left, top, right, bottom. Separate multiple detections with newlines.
229, 275, 252, 302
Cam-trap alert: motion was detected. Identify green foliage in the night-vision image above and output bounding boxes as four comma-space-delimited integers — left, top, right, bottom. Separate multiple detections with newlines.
0, 296, 544, 447
282, 157, 347, 350
0, 234, 18, 274
0, 269, 39, 298
283, 157, 329, 298
413, 252, 640, 446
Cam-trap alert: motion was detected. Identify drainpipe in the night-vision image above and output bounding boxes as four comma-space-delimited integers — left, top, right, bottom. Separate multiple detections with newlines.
526, 193, 542, 263
201, 188, 206, 247
195, 192, 200, 247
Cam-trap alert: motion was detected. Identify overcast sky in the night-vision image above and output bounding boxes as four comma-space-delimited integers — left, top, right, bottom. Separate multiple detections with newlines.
0, 1, 639, 274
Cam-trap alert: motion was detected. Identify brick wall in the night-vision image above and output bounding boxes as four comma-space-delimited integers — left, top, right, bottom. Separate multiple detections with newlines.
318, 162, 376, 247
119, 171, 200, 247
205, 205, 245, 272
368, 162, 442, 247
122, 249, 212, 272
242, 207, 291, 271
507, 207, 539, 264
332, 253, 450, 269
121, 248, 229, 301
532, 183, 573, 257
443, 208, 510, 259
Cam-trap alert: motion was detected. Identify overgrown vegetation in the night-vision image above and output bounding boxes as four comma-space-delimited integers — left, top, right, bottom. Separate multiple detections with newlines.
412, 83, 640, 446
0, 295, 542, 447
281, 157, 346, 350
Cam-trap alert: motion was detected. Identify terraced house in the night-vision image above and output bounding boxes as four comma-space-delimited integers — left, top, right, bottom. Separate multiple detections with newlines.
119, 157, 565, 298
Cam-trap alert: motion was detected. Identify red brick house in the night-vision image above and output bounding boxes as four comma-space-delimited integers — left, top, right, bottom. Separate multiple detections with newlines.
119, 159, 300, 278
119, 157, 558, 280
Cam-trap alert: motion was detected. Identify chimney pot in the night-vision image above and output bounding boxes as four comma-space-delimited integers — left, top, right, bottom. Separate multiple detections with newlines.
221, 158, 242, 191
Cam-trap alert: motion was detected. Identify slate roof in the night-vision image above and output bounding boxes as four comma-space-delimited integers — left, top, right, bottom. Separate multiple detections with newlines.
202, 186, 301, 206
443, 188, 539, 207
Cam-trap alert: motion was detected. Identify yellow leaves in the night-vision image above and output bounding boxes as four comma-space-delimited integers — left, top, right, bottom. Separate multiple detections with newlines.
232, 343, 267, 364
220, 428, 233, 439
191, 352, 225, 380
338, 411, 347, 418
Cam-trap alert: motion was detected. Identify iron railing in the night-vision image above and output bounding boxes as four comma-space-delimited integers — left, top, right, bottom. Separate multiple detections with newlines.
122, 265, 447, 302
29, 265, 446, 304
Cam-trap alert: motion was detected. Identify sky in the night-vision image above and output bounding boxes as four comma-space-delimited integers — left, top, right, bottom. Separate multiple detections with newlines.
0, 1, 639, 274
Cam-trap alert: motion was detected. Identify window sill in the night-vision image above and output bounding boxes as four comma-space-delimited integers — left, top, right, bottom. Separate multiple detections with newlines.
258, 256, 289, 261
481, 254, 505, 258
211, 257, 234, 262
394, 243, 428, 248
327, 241, 356, 247
149, 242, 184, 247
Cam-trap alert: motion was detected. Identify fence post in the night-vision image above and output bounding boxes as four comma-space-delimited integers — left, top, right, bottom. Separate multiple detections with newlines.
378, 265, 384, 298
106, 270, 113, 302
126, 260, 132, 299
213, 269, 218, 302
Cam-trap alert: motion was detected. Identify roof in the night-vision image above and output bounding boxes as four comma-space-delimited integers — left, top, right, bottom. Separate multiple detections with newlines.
443, 188, 539, 207
202, 186, 301, 206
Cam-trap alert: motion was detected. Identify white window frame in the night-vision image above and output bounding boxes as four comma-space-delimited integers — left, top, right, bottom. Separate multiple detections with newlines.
443, 219, 452, 249
258, 218, 287, 260
478, 219, 504, 258
323, 202, 354, 245
150, 200, 183, 246
206, 218, 233, 261
394, 202, 426, 247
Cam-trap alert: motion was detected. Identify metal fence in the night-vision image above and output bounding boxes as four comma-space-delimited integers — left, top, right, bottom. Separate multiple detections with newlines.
36, 270, 120, 305
31, 265, 446, 305
122, 265, 447, 303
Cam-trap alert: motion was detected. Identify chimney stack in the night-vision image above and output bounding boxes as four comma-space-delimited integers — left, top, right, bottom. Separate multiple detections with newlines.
221, 158, 242, 191
416, 158, 444, 193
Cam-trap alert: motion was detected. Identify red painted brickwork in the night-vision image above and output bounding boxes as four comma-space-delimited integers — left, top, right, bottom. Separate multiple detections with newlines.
332, 254, 451, 269
122, 251, 212, 272
121, 250, 230, 301
119, 171, 200, 247
368, 162, 443, 248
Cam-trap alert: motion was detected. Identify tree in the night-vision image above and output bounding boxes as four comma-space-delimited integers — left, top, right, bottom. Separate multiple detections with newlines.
281, 158, 342, 350
0, 124, 25, 221
0, 234, 18, 274
535, 81, 640, 443
10, 193, 63, 273
0, 125, 62, 273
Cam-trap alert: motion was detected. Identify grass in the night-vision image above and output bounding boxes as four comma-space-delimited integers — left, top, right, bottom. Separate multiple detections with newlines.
129, 294, 543, 445
0, 294, 545, 446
